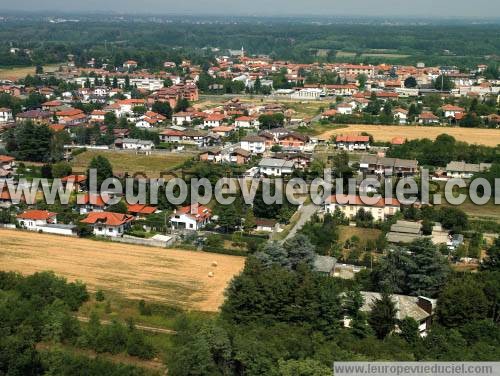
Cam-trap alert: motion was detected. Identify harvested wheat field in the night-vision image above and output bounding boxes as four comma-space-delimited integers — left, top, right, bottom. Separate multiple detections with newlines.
319, 124, 500, 147
0, 229, 245, 311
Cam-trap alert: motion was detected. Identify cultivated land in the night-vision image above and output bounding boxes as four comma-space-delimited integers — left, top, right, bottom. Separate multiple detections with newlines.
317, 124, 500, 147
0, 64, 60, 80
71, 150, 193, 178
0, 229, 245, 311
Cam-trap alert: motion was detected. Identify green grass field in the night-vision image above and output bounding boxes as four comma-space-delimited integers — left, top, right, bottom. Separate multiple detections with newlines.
338, 225, 382, 246
71, 150, 193, 178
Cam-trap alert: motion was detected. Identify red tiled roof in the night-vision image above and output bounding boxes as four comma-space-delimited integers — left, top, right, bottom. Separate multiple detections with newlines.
127, 204, 157, 215
174, 205, 212, 223
80, 193, 106, 207
205, 114, 226, 121
56, 108, 84, 117
17, 210, 56, 221
42, 100, 63, 107
419, 112, 439, 120
326, 195, 400, 207
442, 105, 465, 112
81, 212, 134, 226
0, 155, 15, 163
61, 174, 87, 183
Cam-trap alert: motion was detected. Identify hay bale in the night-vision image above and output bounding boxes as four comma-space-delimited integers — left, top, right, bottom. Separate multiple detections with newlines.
208, 271, 214, 278
212, 261, 218, 267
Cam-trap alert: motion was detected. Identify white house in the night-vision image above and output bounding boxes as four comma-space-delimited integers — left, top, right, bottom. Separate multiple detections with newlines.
445, 161, 491, 179
336, 103, 354, 115
172, 112, 193, 126
234, 116, 259, 129
170, 205, 212, 231
441, 105, 465, 119
241, 135, 266, 154
16, 210, 57, 231
203, 114, 226, 128
324, 195, 401, 222
418, 112, 440, 125
335, 135, 370, 151
393, 108, 409, 124
258, 158, 295, 177
116, 138, 154, 151
80, 212, 134, 237
0, 107, 13, 123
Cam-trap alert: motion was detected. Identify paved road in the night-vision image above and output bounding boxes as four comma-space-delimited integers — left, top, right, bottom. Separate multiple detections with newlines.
283, 203, 321, 242
76, 316, 177, 335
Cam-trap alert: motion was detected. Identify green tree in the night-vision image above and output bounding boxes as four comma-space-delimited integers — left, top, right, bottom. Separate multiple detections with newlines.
277, 358, 331, 376
404, 76, 418, 88
433, 75, 455, 91
51, 161, 72, 178
437, 275, 489, 328
87, 155, 113, 191
283, 234, 316, 270
152, 101, 172, 118
368, 292, 398, 339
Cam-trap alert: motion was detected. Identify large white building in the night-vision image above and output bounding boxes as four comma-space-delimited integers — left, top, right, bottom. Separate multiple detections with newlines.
241, 135, 266, 154
324, 195, 400, 222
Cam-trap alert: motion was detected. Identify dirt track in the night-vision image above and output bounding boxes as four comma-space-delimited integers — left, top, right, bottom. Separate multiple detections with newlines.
0, 229, 245, 311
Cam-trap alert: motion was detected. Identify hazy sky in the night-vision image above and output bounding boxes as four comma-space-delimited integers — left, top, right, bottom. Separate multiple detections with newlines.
1, 0, 500, 18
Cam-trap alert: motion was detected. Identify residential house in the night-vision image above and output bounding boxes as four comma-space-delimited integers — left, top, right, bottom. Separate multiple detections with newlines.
77, 193, 108, 214
81, 212, 134, 237
255, 218, 280, 233
212, 125, 235, 137
170, 204, 212, 231
0, 107, 14, 123
241, 135, 266, 154
335, 135, 370, 151
123, 60, 138, 70
90, 110, 106, 123
445, 161, 491, 179
393, 108, 409, 124
336, 103, 354, 115
441, 105, 465, 120
127, 203, 157, 218
324, 195, 401, 222
41, 100, 66, 112
278, 132, 310, 150
61, 174, 87, 192
235, 116, 259, 129
16, 110, 51, 125
172, 112, 193, 126
359, 155, 419, 177
355, 292, 436, 336
115, 138, 155, 151
258, 158, 295, 177
203, 113, 226, 128
273, 152, 312, 170
16, 210, 57, 231
0, 155, 15, 171
418, 112, 440, 125
56, 108, 87, 126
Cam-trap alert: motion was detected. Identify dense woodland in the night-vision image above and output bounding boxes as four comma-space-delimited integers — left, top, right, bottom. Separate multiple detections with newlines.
1, 17, 500, 68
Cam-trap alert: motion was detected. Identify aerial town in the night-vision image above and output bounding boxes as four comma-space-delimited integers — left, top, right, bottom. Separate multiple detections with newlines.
0, 9, 499, 376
